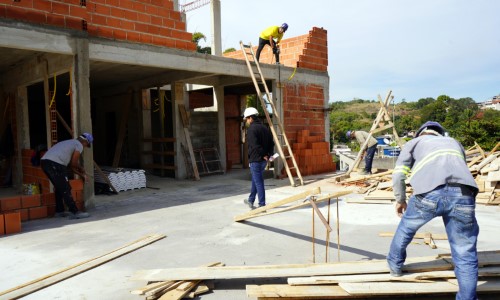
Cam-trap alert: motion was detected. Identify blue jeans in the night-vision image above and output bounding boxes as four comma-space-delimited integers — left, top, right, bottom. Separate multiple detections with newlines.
248, 161, 267, 206
387, 184, 479, 300
364, 144, 377, 173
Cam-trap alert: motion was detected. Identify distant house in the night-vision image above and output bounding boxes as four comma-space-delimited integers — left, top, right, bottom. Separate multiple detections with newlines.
478, 95, 500, 110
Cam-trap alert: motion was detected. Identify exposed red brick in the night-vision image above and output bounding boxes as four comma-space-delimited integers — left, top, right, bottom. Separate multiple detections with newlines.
4, 212, 21, 235
21, 194, 41, 208
0, 214, 4, 235
1, 196, 22, 211
29, 206, 48, 220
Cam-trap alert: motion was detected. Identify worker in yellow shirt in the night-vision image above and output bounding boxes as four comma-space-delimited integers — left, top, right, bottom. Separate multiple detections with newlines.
256, 23, 288, 64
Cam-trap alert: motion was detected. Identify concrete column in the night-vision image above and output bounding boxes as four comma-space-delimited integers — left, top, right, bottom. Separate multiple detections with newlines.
213, 85, 226, 171
271, 81, 283, 178
323, 80, 331, 150
140, 89, 152, 166
210, 0, 222, 56
172, 82, 186, 179
73, 38, 95, 207
15, 87, 29, 189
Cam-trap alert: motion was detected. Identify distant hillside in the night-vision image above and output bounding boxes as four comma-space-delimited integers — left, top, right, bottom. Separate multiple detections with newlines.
328, 96, 499, 150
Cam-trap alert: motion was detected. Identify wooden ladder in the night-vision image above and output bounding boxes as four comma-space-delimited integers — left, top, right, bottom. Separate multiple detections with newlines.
239, 41, 303, 186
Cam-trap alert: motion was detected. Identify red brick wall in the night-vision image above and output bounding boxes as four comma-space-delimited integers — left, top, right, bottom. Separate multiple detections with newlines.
283, 83, 326, 141
224, 95, 241, 168
224, 27, 328, 71
0, 0, 196, 51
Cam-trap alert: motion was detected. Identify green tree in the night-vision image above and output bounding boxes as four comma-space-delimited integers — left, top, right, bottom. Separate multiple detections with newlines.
192, 32, 211, 54
223, 48, 236, 53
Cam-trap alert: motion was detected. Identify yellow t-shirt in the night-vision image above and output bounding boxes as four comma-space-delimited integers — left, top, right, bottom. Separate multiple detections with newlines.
259, 26, 284, 44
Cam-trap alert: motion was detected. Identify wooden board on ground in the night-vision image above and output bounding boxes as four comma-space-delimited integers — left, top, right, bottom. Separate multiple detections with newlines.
247, 284, 350, 298
288, 266, 500, 285
346, 198, 392, 204
364, 190, 395, 201
234, 187, 321, 222
339, 279, 500, 295
0, 234, 166, 300
132, 255, 453, 282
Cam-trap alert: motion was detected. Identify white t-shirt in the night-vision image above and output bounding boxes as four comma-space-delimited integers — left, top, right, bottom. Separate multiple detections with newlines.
41, 139, 83, 166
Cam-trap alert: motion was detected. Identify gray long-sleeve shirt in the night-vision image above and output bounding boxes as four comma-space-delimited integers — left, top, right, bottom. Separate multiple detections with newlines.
392, 135, 477, 203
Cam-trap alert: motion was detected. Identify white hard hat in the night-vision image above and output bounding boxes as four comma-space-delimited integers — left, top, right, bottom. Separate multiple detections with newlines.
243, 107, 259, 118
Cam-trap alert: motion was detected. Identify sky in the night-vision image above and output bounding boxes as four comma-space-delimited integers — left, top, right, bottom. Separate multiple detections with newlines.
183, 0, 500, 103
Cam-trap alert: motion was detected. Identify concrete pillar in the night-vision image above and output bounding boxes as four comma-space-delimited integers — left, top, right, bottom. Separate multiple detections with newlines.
172, 82, 186, 179
210, 0, 222, 56
73, 38, 95, 208
213, 85, 226, 171
15, 87, 29, 189
271, 80, 283, 178
140, 89, 152, 166
323, 80, 331, 150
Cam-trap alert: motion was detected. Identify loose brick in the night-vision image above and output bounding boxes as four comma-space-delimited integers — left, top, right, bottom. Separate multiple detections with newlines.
18, 209, 29, 222
21, 194, 41, 208
29, 206, 48, 220
1, 196, 22, 211
0, 214, 4, 235
4, 212, 21, 235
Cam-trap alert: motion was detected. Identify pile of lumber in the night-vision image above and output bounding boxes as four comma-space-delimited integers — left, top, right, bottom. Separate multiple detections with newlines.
131, 251, 500, 299
335, 142, 500, 206
94, 167, 147, 192
467, 142, 500, 205
131, 262, 222, 300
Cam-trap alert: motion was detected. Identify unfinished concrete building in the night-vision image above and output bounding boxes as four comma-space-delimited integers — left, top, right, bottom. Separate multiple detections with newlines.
0, 0, 332, 222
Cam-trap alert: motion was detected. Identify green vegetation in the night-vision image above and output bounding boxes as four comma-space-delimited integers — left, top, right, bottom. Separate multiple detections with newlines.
330, 95, 499, 150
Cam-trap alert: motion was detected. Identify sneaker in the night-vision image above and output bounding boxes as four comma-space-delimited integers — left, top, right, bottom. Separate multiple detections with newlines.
360, 170, 372, 175
243, 199, 255, 210
54, 212, 70, 218
258, 205, 266, 212
68, 211, 90, 219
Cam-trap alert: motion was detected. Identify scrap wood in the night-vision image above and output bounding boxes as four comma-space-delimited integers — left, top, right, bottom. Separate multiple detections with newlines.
342, 170, 393, 184
363, 190, 395, 200
0, 234, 166, 300
247, 284, 350, 299
131, 262, 222, 298
234, 187, 322, 222
186, 282, 210, 298
345, 198, 392, 204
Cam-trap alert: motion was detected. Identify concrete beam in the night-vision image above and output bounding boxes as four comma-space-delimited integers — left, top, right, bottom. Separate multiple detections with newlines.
0, 21, 76, 54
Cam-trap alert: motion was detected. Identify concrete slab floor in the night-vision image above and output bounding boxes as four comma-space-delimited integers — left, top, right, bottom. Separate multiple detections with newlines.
1, 169, 499, 300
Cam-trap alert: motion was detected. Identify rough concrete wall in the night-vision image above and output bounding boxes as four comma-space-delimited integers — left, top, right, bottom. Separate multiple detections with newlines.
224, 27, 328, 72
224, 94, 241, 167
189, 111, 218, 150
0, 0, 196, 51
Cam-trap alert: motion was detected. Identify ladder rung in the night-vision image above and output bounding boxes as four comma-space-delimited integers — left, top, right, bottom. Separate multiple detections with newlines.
288, 166, 296, 170
243, 44, 251, 48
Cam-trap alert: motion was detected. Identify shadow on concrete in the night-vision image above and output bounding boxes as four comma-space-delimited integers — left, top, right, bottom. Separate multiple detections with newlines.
244, 221, 387, 260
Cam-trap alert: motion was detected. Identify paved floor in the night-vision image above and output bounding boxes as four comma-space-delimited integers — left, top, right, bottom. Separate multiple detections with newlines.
1, 169, 499, 299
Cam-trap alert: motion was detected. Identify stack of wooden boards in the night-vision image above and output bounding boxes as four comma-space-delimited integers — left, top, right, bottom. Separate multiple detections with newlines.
334, 142, 500, 206
467, 142, 500, 205
132, 250, 500, 299
130, 263, 222, 300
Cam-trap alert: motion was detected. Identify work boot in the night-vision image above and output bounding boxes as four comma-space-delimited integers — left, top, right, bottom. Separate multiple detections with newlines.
54, 211, 69, 218
243, 199, 255, 210
68, 211, 90, 220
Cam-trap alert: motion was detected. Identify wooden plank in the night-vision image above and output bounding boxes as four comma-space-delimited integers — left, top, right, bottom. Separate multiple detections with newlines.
132, 255, 452, 282
343, 170, 393, 183
186, 283, 210, 298
234, 187, 322, 222
0, 234, 166, 300
379, 232, 448, 240
158, 280, 200, 300
178, 104, 200, 180
339, 279, 500, 295
346, 199, 392, 204
245, 191, 350, 219
131, 280, 176, 295
247, 284, 350, 298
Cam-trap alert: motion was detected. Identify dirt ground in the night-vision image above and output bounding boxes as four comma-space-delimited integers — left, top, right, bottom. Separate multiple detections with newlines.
1, 169, 499, 299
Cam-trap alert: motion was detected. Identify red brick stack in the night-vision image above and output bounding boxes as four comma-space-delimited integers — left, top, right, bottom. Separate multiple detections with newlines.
0, 211, 21, 236
290, 130, 336, 176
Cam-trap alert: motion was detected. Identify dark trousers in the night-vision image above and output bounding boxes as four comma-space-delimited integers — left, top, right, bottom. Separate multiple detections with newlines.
256, 37, 280, 63
41, 160, 78, 213
364, 144, 377, 173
